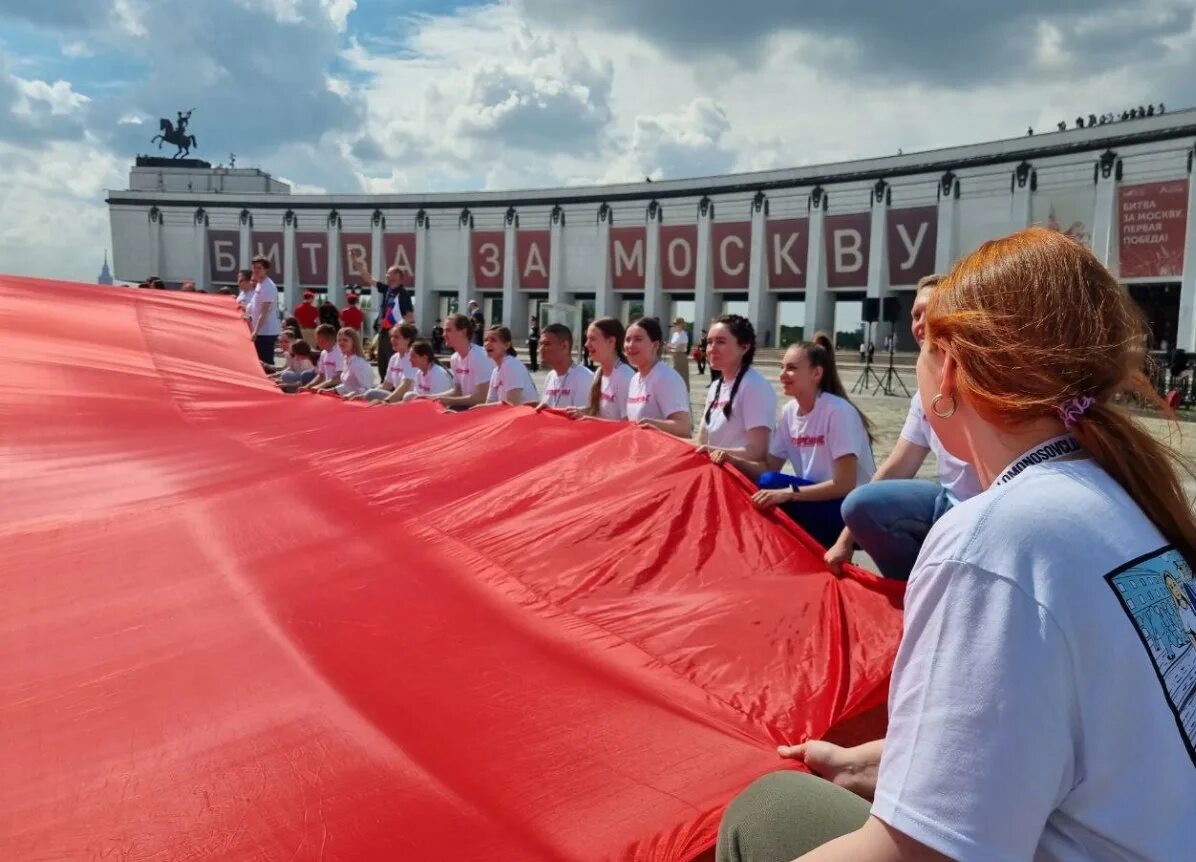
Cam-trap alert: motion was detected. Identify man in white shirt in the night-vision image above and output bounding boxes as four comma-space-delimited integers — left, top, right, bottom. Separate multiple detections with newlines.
825, 275, 981, 580
248, 255, 281, 367
235, 269, 255, 329
538, 324, 592, 409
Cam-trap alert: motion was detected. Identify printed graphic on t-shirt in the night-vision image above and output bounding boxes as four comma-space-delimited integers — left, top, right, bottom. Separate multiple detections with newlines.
1106, 546, 1196, 764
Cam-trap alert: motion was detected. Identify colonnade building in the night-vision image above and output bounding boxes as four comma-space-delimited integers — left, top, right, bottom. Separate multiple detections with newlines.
108, 109, 1196, 351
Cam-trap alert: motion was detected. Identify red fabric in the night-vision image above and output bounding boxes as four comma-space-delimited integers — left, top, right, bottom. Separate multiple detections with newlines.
339, 304, 365, 330
293, 300, 319, 328
0, 276, 904, 862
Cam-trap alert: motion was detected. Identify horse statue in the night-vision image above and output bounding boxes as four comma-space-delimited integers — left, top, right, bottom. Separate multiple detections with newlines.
150, 109, 198, 159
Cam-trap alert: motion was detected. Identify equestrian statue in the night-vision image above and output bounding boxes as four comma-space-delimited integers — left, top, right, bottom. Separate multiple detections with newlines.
151, 109, 198, 159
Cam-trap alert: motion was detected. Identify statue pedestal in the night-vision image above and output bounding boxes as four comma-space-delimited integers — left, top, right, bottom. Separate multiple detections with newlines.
135, 155, 212, 169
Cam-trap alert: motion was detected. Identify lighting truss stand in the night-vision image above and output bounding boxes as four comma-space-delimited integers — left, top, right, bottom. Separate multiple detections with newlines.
873, 343, 910, 397
851, 323, 884, 394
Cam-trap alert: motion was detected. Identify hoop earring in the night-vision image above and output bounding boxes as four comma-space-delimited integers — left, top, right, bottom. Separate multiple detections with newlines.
931, 393, 957, 419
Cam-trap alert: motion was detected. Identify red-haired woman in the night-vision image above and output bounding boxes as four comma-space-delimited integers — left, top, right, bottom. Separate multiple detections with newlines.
717, 227, 1196, 862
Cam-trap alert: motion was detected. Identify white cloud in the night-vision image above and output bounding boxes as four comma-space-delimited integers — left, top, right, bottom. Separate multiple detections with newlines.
321, 0, 355, 31
118, 112, 145, 125
61, 41, 94, 59
13, 78, 90, 116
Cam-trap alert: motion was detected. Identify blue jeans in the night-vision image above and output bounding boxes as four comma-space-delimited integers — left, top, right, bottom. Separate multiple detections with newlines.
841, 480, 954, 580
758, 472, 847, 550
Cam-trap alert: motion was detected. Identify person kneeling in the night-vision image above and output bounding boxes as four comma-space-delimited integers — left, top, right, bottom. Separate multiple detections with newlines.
719, 334, 875, 548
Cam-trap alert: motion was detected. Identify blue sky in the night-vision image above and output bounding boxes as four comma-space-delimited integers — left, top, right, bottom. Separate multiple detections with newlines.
0, 0, 1191, 282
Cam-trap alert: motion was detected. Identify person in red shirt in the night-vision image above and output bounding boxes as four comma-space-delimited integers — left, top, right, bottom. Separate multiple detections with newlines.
294, 290, 320, 344
340, 293, 365, 335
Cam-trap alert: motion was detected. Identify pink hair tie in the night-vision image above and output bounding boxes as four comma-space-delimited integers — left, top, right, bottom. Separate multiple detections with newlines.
1057, 395, 1095, 429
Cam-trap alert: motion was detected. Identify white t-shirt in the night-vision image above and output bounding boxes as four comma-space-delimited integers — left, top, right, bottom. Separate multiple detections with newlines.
668, 329, 688, 352
487, 356, 538, 404
540, 364, 594, 409
598, 362, 635, 421
251, 278, 280, 337
337, 355, 373, 395
450, 344, 496, 397
873, 445, 1196, 862
236, 289, 255, 313
316, 345, 344, 381
899, 395, 982, 503
768, 392, 875, 486
415, 363, 453, 396
384, 350, 417, 389
626, 361, 691, 424
701, 367, 777, 451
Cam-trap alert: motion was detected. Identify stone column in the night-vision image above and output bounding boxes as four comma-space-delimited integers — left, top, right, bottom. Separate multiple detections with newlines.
1090, 150, 1121, 268
643, 200, 664, 320
866, 179, 892, 342
414, 210, 435, 333
326, 210, 344, 307
370, 209, 385, 282
238, 208, 252, 272
1177, 149, 1196, 352
458, 208, 475, 315
746, 191, 775, 342
192, 207, 209, 292
803, 187, 833, 337
502, 207, 529, 338
282, 209, 299, 312
594, 204, 615, 318
1011, 160, 1035, 229
934, 171, 960, 272
146, 206, 164, 280
693, 196, 716, 331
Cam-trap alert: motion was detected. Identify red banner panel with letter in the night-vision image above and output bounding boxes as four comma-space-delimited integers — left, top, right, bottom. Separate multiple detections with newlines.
610, 226, 646, 291
383, 233, 417, 284
472, 231, 505, 289
208, 230, 240, 283
766, 218, 808, 290
251, 231, 285, 284
659, 224, 698, 292
517, 231, 550, 291
295, 232, 328, 286
711, 221, 751, 291
824, 213, 870, 288
886, 206, 938, 286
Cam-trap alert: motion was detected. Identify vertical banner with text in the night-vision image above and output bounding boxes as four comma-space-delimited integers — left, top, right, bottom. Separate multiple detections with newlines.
517, 231, 550, 290
472, 231, 505, 289
711, 221, 751, 291
1118, 180, 1189, 279
766, 218, 809, 290
610, 226, 646, 291
659, 224, 698, 291
886, 206, 938, 286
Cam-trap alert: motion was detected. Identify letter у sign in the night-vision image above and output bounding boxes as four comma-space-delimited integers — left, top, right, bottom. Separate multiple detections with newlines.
886, 206, 938, 286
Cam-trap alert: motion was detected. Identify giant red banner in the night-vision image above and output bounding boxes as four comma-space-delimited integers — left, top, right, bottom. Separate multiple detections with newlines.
660, 224, 698, 291
208, 230, 240, 283
517, 230, 550, 291
295, 231, 328, 285
383, 233, 417, 285
766, 218, 809, 290
1119, 180, 1189, 279
472, 230, 505, 289
251, 231, 285, 284
610, 226, 646, 291
824, 213, 870, 288
712, 221, 751, 291
0, 275, 904, 861
886, 206, 938, 286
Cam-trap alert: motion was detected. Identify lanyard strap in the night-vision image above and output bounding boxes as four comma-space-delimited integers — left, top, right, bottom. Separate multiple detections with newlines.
992, 434, 1083, 487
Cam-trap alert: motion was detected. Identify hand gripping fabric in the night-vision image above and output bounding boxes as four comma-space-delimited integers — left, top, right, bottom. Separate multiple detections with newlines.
0, 277, 904, 861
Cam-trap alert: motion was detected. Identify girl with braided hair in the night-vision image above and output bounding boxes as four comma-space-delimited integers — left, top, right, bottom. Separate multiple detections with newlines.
696, 315, 776, 463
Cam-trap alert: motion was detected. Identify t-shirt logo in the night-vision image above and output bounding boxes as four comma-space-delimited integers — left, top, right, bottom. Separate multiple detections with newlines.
627, 394, 651, 405
792, 434, 827, 446
1106, 546, 1196, 765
